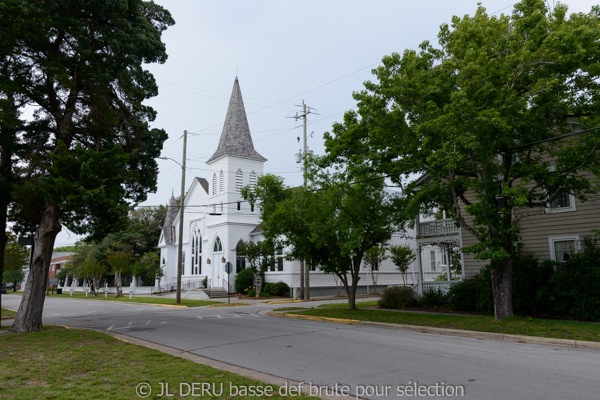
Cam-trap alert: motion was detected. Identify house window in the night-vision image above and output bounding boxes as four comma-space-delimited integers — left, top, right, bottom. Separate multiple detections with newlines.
51, 265, 55, 272
549, 235, 579, 262
276, 248, 284, 272
219, 170, 224, 193
236, 241, 246, 273
430, 251, 436, 271
214, 236, 222, 252
236, 169, 243, 191
182, 252, 186, 275
237, 202, 241, 211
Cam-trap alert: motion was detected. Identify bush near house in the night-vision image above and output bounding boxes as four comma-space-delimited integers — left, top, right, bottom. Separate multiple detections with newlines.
378, 286, 416, 309
234, 268, 254, 294
445, 236, 600, 321
263, 282, 290, 297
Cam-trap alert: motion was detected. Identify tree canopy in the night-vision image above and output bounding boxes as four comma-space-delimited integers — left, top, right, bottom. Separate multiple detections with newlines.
323, 0, 600, 319
2, 0, 174, 333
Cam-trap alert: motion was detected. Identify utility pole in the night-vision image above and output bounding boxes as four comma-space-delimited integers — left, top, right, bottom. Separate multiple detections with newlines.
294, 100, 317, 300
176, 129, 188, 305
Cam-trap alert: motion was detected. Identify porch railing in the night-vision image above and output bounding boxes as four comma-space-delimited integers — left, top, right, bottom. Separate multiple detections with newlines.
419, 218, 459, 237
422, 281, 457, 294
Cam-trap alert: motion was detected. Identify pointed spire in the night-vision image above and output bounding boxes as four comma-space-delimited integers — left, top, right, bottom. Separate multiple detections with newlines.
206, 78, 267, 164
162, 195, 178, 245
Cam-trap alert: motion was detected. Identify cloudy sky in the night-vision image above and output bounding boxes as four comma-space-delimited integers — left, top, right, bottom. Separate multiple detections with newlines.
55, 0, 598, 246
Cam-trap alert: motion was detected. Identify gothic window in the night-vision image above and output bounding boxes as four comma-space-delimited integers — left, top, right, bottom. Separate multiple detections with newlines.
219, 170, 224, 193
236, 241, 246, 273
191, 228, 202, 275
213, 236, 222, 252
236, 169, 243, 191
212, 173, 217, 195
249, 171, 257, 188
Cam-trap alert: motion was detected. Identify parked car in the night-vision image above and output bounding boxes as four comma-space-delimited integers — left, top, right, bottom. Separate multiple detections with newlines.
1, 284, 6, 294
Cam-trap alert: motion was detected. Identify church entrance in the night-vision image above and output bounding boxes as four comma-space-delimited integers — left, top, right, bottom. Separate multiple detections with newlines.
212, 236, 223, 289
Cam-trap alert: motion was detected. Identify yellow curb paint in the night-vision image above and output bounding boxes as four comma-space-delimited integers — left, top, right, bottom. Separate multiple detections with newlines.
268, 300, 303, 304
208, 303, 249, 308
269, 310, 359, 325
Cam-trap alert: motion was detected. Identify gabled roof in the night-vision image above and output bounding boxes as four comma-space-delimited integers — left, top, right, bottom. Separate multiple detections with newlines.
206, 78, 267, 164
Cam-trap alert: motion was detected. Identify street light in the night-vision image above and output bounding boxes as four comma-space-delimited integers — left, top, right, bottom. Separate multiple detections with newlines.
158, 129, 187, 305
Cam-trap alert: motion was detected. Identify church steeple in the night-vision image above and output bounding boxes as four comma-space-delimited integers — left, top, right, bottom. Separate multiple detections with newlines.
206, 78, 267, 164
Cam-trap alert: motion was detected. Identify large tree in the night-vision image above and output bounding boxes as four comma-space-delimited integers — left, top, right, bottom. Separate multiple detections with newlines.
244, 171, 398, 309
2, 0, 174, 333
323, 0, 600, 319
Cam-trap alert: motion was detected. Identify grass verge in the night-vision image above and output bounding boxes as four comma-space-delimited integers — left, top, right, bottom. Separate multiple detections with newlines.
1, 308, 17, 319
317, 301, 378, 308
291, 308, 600, 342
0, 327, 317, 400
44, 293, 220, 307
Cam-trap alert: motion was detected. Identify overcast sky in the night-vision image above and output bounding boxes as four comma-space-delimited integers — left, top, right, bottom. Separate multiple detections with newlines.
55, 0, 598, 247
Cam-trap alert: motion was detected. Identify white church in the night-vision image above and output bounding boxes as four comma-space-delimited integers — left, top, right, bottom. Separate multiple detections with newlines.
158, 78, 449, 297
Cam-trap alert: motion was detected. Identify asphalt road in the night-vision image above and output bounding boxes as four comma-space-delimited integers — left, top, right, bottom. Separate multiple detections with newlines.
2, 294, 600, 400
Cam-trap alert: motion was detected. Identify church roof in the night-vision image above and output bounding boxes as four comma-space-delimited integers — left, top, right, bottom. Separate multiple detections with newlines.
162, 195, 178, 246
206, 78, 267, 164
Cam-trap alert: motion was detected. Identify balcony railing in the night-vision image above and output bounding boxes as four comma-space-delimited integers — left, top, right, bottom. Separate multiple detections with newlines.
419, 218, 459, 237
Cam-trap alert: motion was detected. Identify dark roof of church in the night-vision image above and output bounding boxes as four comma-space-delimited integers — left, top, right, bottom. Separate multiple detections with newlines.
206, 78, 267, 164
196, 177, 209, 194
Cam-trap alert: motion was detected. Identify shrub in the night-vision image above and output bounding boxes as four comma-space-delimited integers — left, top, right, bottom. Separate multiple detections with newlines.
247, 288, 256, 297
235, 268, 254, 293
511, 254, 554, 316
263, 283, 273, 296
447, 267, 493, 314
270, 281, 290, 297
545, 235, 600, 321
416, 287, 449, 308
379, 286, 416, 309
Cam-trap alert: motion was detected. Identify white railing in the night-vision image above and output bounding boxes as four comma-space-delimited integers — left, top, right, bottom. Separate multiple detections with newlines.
422, 281, 457, 294
419, 219, 459, 237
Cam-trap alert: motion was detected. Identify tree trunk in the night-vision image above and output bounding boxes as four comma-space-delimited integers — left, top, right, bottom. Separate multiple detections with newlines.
115, 270, 122, 297
347, 257, 362, 310
0, 204, 7, 315
10, 204, 61, 333
491, 258, 514, 320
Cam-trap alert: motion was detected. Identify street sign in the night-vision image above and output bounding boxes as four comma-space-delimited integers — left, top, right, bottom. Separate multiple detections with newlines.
49, 278, 58, 286
225, 262, 233, 274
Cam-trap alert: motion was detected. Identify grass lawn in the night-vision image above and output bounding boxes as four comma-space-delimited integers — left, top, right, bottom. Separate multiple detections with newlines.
0, 327, 318, 400
43, 292, 220, 307
316, 301, 379, 308
292, 307, 600, 342
1, 308, 17, 319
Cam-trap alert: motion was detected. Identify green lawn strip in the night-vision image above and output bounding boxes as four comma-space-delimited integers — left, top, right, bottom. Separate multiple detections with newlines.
292, 308, 600, 342
1, 308, 17, 319
316, 301, 378, 308
44, 293, 219, 307
0, 327, 318, 400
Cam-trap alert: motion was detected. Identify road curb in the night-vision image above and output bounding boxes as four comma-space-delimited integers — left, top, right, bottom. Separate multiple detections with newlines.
270, 311, 600, 350
208, 303, 249, 308
269, 310, 359, 325
268, 299, 304, 304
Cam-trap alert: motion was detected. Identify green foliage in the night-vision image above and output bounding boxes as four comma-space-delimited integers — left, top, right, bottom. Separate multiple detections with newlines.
447, 273, 494, 314
263, 281, 290, 297
2, 232, 28, 275
388, 244, 416, 285
378, 286, 416, 309
323, 0, 600, 318
545, 236, 600, 321
234, 268, 254, 294
413, 288, 449, 309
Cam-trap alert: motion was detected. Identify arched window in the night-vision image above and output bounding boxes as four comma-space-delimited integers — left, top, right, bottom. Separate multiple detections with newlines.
249, 171, 257, 188
191, 228, 202, 275
212, 173, 217, 195
235, 169, 243, 191
236, 241, 246, 273
213, 236, 222, 252
219, 170, 224, 193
